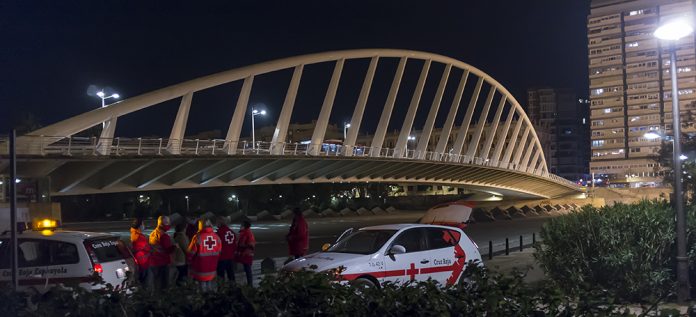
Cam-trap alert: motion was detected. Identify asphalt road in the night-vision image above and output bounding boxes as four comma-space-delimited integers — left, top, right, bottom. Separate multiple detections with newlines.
63, 211, 553, 260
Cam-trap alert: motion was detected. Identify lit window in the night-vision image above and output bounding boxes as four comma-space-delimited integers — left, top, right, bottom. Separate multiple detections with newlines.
604, 108, 611, 113
627, 42, 639, 48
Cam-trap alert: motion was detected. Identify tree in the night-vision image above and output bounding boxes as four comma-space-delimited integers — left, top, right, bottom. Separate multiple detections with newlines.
655, 132, 696, 204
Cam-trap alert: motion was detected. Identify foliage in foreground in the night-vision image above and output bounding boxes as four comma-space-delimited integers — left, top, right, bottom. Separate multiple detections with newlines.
0, 263, 654, 317
536, 199, 696, 303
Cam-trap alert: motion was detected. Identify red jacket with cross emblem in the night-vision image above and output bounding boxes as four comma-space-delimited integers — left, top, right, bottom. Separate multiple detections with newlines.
216, 224, 237, 261
187, 227, 222, 281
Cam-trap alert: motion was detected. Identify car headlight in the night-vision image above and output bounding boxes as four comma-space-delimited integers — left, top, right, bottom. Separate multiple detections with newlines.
321, 267, 345, 280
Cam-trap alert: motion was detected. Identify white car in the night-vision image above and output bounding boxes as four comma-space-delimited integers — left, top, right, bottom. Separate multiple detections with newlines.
283, 224, 482, 287
0, 220, 136, 294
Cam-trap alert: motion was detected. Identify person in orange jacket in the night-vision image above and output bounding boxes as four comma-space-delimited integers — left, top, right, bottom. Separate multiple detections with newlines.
236, 220, 256, 285
286, 207, 309, 260
130, 218, 151, 287
188, 219, 222, 291
149, 216, 175, 290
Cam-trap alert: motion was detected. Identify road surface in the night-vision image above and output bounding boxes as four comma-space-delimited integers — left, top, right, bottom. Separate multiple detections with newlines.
63, 211, 553, 260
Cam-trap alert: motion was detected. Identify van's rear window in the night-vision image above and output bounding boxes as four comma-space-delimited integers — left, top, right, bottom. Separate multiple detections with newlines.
86, 238, 126, 263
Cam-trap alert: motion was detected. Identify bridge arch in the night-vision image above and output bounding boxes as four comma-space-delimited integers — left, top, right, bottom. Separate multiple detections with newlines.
26, 49, 549, 176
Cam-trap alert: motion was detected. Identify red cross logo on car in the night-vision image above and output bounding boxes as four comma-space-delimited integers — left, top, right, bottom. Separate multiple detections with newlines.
224, 231, 235, 244
407, 263, 418, 281
204, 235, 217, 250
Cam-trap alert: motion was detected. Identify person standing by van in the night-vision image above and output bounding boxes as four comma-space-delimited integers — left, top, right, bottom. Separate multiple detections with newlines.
130, 218, 151, 287
236, 221, 256, 285
188, 219, 222, 291
286, 207, 309, 260
172, 222, 189, 285
149, 216, 175, 290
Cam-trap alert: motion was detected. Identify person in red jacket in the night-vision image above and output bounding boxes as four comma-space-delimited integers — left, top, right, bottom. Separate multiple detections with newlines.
286, 207, 309, 260
236, 221, 256, 285
188, 219, 222, 291
149, 215, 175, 290
130, 218, 151, 287
215, 216, 237, 283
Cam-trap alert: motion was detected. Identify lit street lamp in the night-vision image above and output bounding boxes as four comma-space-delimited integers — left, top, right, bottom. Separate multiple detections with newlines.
407, 135, 416, 153
655, 19, 694, 302
251, 107, 266, 149
184, 195, 190, 213
344, 122, 351, 140
95, 89, 120, 129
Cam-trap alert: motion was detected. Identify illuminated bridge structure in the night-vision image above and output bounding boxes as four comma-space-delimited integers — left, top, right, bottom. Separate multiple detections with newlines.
2, 49, 581, 198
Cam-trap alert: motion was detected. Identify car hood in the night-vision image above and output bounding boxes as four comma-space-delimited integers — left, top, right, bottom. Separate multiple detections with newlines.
282, 252, 367, 272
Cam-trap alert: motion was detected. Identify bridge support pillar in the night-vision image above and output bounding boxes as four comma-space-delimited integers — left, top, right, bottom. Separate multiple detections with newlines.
96, 117, 117, 155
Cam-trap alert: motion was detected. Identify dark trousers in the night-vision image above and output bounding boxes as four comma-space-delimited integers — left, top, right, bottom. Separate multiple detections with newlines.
243, 263, 253, 285
176, 265, 188, 285
137, 267, 150, 288
217, 259, 235, 283
151, 265, 170, 290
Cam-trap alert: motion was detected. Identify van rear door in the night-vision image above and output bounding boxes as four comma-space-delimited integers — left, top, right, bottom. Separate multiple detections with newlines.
84, 237, 134, 288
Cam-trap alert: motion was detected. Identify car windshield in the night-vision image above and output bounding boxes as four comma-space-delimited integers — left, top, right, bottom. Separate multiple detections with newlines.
328, 229, 397, 255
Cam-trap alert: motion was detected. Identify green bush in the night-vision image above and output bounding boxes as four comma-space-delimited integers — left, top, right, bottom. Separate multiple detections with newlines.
535, 200, 696, 302
1, 263, 647, 317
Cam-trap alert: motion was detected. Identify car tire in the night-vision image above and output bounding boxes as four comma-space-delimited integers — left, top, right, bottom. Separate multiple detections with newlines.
352, 277, 378, 289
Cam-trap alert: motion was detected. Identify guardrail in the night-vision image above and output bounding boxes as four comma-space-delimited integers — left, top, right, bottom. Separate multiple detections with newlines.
478, 233, 540, 260
0, 135, 578, 188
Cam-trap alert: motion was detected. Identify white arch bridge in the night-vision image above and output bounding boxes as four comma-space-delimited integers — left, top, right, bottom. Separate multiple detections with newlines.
2, 49, 581, 199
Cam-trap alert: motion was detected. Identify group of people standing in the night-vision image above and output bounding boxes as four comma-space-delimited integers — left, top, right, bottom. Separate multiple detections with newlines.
127, 207, 308, 290
129, 215, 257, 290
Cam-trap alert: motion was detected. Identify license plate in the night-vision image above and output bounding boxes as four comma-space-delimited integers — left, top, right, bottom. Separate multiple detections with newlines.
116, 268, 125, 279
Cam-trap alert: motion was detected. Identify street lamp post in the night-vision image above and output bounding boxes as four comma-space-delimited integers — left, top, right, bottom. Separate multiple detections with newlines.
655, 19, 694, 303
184, 195, 190, 213
344, 122, 351, 140
96, 90, 120, 129
251, 108, 266, 149
407, 135, 416, 156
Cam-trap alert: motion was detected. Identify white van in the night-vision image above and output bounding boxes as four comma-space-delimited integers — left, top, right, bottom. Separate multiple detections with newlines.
0, 220, 136, 294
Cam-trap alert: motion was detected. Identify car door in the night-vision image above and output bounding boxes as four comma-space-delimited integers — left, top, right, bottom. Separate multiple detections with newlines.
16, 239, 52, 291
419, 227, 460, 285
382, 228, 428, 284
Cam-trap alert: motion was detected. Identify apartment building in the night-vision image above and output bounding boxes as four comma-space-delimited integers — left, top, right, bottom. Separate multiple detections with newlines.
527, 88, 590, 181
589, 0, 696, 187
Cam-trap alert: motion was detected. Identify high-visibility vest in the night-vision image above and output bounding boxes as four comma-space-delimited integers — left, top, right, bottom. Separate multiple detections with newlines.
188, 227, 222, 281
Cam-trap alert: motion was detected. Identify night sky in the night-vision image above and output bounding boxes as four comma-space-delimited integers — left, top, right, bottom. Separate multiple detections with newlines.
1, 1, 591, 138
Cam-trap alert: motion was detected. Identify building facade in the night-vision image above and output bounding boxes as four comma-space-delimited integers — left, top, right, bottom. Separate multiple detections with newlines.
588, 0, 696, 187
527, 88, 590, 182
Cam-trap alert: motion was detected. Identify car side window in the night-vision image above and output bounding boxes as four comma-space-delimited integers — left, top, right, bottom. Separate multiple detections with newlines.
11, 239, 79, 268
50, 241, 79, 265
18, 239, 50, 267
424, 228, 458, 250
0, 239, 9, 269
391, 228, 426, 253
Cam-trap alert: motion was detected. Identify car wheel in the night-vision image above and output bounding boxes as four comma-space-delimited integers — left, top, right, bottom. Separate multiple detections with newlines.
352, 277, 378, 289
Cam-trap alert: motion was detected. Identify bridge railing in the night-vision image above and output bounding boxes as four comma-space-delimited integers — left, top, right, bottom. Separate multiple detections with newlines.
1, 135, 578, 188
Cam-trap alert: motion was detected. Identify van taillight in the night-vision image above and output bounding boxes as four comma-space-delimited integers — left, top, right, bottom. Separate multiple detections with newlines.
83, 241, 102, 274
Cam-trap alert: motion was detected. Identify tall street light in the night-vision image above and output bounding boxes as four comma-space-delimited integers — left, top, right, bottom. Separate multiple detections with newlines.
184, 195, 190, 213
344, 122, 351, 140
251, 108, 266, 149
95, 89, 120, 128
655, 18, 694, 303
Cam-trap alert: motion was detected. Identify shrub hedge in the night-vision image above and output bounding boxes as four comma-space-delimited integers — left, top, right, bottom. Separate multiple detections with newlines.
535, 199, 696, 303
1, 263, 643, 317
